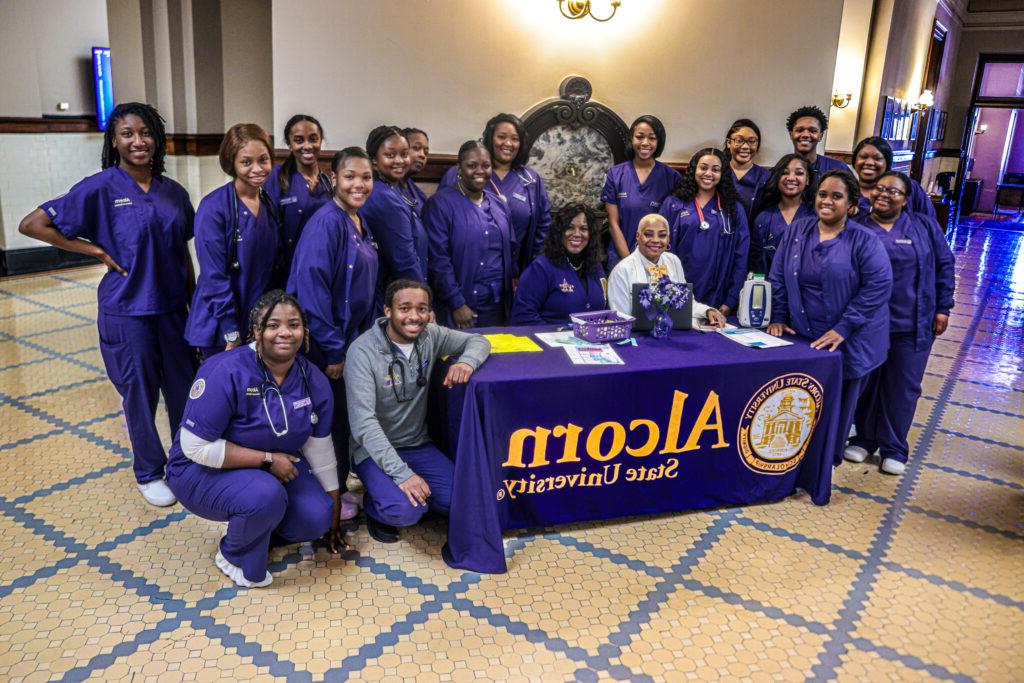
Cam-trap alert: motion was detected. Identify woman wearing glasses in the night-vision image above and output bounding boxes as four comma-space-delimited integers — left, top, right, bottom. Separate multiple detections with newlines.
661, 148, 749, 315
846, 171, 954, 475
724, 119, 770, 218
511, 204, 607, 325
288, 146, 379, 519
851, 136, 935, 219
767, 169, 893, 468
167, 291, 343, 588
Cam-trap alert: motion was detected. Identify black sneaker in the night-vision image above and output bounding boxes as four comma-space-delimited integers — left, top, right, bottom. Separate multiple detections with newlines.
367, 516, 399, 543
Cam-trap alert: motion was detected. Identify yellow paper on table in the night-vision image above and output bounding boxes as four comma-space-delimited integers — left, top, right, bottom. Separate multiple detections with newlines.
483, 333, 544, 353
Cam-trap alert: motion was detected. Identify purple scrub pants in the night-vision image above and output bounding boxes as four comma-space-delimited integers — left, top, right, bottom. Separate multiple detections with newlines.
96, 310, 195, 483
851, 333, 932, 464
167, 456, 333, 583
835, 375, 867, 467
354, 443, 453, 527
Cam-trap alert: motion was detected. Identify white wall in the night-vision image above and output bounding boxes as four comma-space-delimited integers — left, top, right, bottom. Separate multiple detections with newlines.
829, 0, 874, 152
271, 0, 844, 165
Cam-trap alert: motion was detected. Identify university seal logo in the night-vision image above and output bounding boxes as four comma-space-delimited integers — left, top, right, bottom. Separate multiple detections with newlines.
738, 373, 823, 475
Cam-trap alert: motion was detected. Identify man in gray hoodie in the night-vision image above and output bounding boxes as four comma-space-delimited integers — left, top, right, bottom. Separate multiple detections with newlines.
345, 279, 491, 543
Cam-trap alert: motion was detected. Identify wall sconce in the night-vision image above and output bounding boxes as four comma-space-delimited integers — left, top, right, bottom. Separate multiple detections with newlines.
912, 89, 935, 112
831, 92, 853, 109
558, 0, 621, 22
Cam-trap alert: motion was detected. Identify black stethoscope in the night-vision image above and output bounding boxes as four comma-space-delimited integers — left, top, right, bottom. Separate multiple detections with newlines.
257, 355, 315, 437
228, 183, 283, 272
381, 320, 426, 403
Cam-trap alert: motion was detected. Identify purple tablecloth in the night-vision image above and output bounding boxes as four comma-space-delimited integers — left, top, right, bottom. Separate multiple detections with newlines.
435, 326, 843, 573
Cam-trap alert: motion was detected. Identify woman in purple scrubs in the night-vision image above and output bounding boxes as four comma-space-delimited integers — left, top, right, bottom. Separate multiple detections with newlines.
360, 126, 427, 283
846, 171, 954, 475
265, 114, 332, 282
403, 127, 430, 209
767, 169, 893, 467
748, 154, 815, 275
724, 119, 770, 218
602, 115, 681, 268
851, 136, 936, 220
661, 148, 750, 315
511, 204, 607, 325
185, 124, 281, 360
440, 114, 551, 274
288, 147, 378, 515
167, 291, 342, 588
426, 140, 514, 328
19, 102, 196, 508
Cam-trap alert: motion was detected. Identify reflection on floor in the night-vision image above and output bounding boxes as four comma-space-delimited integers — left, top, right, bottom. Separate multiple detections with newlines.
0, 226, 1021, 682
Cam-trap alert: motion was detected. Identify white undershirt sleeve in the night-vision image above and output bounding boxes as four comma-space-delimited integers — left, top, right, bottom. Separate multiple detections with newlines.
179, 427, 227, 468
302, 435, 339, 492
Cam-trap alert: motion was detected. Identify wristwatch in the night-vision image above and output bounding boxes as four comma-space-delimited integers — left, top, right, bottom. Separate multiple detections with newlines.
261, 451, 273, 471
224, 331, 240, 343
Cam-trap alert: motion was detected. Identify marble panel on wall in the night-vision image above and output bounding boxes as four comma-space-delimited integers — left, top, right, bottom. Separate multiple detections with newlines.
528, 124, 613, 214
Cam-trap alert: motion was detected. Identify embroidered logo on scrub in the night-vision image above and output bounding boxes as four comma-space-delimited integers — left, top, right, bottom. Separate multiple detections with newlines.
113, 198, 132, 207
559, 278, 575, 294
280, 196, 299, 205
189, 379, 206, 400
737, 372, 824, 475
293, 397, 312, 409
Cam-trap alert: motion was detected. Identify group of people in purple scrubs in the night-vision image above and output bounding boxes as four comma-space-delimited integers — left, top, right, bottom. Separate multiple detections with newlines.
18, 99, 953, 587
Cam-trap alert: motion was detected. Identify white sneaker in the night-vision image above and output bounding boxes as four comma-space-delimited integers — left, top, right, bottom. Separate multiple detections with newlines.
881, 458, 906, 476
215, 550, 273, 588
137, 479, 177, 507
843, 445, 870, 463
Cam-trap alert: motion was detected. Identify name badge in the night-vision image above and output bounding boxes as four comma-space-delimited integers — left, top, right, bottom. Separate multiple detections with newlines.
293, 397, 312, 409
280, 196, 299, 206
894, 238, 912, 245
617, 192, 629, 198
512, 192, 528, 202
113, 197, 132, 208
679, 209, 690, 218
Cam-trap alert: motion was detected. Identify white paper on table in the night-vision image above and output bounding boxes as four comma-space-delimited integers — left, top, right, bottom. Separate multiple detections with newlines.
716, 327, 793, 348
534, 330, 590, 348
562, 344, 625, 365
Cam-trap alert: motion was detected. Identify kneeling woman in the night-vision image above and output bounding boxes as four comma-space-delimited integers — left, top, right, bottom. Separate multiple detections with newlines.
847, 171, 954, 475
426, 140, 513, 328
167, 292, 342, 588
767, 169, 893, 467
511, 204, 606, 325
608, 214, 726, 328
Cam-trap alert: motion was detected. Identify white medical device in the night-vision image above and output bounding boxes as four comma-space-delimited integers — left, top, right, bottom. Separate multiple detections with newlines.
738, 276, 771, 328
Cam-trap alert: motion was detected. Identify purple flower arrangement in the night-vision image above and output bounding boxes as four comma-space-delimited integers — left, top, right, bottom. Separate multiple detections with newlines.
639, 276, 690, 339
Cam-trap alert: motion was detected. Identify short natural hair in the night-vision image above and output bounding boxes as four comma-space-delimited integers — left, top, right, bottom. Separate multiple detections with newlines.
219, 123, 273, 176
384, 279, 432, 309
786, 105, 829, 132
638, 213, 669, 232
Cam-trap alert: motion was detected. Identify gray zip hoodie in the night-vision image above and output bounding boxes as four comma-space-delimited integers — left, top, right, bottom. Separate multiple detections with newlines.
344, 318, 491, 483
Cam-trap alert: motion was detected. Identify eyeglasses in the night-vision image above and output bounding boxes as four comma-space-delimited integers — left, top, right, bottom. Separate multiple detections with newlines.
875, 185, 906, 198
728, 137, 760, 148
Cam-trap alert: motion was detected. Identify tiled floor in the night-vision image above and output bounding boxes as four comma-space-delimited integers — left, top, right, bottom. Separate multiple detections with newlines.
0, 225, 1021, 682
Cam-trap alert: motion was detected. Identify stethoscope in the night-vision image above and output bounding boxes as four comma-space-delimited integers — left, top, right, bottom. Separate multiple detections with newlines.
258, 355, 315, 438
695, 194, 733, 235
227, 183, 283, 271
381, 320, 426, 403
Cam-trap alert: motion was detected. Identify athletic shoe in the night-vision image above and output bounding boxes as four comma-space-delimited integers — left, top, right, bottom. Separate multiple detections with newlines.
137, 479, 177, 507
215, 550, 272, 588
881, 458, 906, 476
843, 445, 870, 463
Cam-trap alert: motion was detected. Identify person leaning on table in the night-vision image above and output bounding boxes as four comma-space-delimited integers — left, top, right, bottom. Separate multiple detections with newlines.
607, 213, 727, 328
345, 279, 491, 544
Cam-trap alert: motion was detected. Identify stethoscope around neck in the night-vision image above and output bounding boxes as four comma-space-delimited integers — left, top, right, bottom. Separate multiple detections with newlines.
380, 320, 426, 403
227, 183, 283, 272
695, 193, 733, 235
257, 353, 315, 438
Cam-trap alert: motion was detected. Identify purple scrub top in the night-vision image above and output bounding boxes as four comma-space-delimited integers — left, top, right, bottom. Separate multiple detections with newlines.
749, 202, 815, 275
167, 345, 333, 471
424, 186, 514, 326
39, 166, 194, 315
288, 202, 380, 366
510, 255, 607, 325
265, 165, 332, 271
359, 179, 428, 283
661, 195, 750, 310
601, 161, 681, 265
730, 164, 770, 218
809, 154, 849, 177
185, 183, 280, 347
768, 217, 893, 379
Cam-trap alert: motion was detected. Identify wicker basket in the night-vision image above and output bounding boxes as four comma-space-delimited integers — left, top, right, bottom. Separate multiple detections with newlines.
570, 310, 635, 343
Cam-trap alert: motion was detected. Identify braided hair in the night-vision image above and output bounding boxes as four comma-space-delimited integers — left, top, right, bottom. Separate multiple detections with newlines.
278, 114, 324, 195
248, 290, 310, 362
673, 148, 743, 222
101, 102, 167, 176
